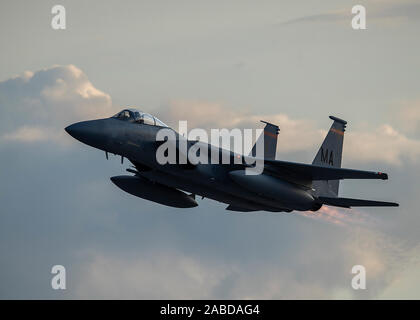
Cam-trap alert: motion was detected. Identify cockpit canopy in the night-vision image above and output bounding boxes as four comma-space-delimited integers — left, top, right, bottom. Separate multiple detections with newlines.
112, 108, 168, 127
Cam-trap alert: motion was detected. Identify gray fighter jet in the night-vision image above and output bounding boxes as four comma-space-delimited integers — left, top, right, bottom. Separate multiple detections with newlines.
65, 108, 398, 212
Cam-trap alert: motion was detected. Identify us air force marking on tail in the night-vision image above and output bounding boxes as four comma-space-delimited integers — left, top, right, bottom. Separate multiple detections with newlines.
65, 109, 398, 212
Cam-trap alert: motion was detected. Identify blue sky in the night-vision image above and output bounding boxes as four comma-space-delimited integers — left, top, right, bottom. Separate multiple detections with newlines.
0, 0, 419, 299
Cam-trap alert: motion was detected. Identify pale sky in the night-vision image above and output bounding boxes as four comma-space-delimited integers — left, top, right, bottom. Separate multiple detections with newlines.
0, 0, 419, 299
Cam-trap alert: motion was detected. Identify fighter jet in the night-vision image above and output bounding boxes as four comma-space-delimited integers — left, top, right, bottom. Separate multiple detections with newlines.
65, 108, 398, 212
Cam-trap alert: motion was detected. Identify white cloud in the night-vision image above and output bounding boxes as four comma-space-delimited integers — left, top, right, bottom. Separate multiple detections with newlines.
0, 64, 118, 145
379, 262, 420, 299
2, 65, 418, 166
0, 124, 72, 145
158, 100, 322, 154
0, 69, 415, 298
73, 222, 420, 300
159, 100, 420, 166
74, 252, 232, 299
73, 251, 337, 299
70, 205, 417, 300
397, 100, 420, 133
345, 124, 420, 166
1, 126, 51, 143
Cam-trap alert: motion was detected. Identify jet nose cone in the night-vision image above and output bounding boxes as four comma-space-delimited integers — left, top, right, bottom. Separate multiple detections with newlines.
64, 120, 107, 149
65, 123, 77, 137
65, 122, 85, 140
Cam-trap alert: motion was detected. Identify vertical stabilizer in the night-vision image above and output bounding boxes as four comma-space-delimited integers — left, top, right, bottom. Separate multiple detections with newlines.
312, 116, 347, 197
250, 120, 279, 160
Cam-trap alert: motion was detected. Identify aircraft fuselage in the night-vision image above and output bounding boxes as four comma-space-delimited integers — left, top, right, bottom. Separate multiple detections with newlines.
65, 117, 317, 212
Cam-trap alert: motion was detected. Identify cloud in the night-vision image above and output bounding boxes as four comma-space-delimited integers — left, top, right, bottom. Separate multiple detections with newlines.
396, 100, 420, 134
345, 124, 420, 166
74, 252, 232, 299
2, 65, 418, 165
0, 65, 118, 144
279, 0, 420, 27
281, 11, 347, 26
159, 100, 420, 166
71, 214, 419, 299
72, 250, 346, 299
0, 66, 416, 299
379, 262, 420, 299
1, 126, 53, 143
158, 100, 322, 154
298, 206, 374, 227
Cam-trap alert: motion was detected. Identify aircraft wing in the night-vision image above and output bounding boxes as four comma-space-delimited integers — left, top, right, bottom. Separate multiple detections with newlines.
263, 159, 388, 181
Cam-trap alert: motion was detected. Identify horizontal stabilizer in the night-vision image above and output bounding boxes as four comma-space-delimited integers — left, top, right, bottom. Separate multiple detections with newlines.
264, 159, 389, 181
319, 196, 399, 208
